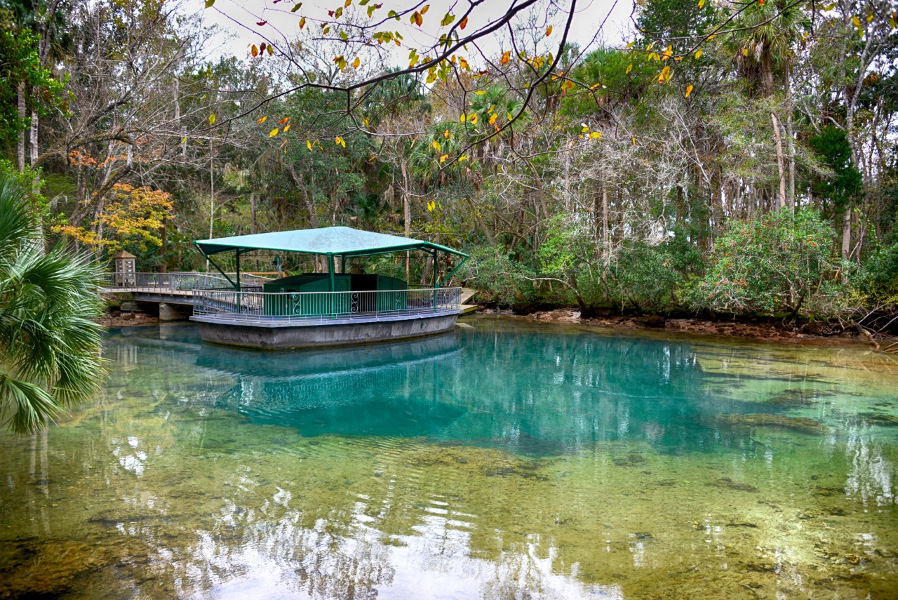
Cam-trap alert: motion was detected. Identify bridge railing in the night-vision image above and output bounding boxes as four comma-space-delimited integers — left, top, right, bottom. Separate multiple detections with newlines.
192, 287, 462, 323
99, 272, 269, 291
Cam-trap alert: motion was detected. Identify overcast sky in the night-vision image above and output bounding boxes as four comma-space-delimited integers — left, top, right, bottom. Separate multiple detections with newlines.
188, 0, 638, 66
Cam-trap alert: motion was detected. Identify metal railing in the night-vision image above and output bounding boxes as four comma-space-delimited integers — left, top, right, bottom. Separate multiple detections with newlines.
99, 271, 270, 292
192, 287, 462, 323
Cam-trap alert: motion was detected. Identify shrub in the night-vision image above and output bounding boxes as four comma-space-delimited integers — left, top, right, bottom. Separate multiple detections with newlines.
695, 208, 838, 317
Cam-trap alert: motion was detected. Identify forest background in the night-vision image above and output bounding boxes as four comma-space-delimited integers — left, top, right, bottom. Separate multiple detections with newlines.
2, 0, 896, 333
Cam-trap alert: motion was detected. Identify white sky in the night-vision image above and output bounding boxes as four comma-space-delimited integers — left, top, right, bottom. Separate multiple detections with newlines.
188, 0, 638, 66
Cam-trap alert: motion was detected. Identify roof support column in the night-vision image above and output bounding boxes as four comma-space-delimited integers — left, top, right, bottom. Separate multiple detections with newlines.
327, 253, 336, 318
432, 250, 438, 310
235, 249, 242, 292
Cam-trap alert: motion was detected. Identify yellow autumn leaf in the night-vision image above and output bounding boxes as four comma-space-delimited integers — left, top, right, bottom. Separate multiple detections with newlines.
685, 84, 694, 98
251, 45, 259, 57
632, 136, 636, 145
581, 125, 589, 133
432, 139, 442, 152
489, 113, 497, 125
460, 113, 466, 122
352, 56, 360, 68
299, 16, 306, 29
694, 48, 703, 59
283, 124, 291, 132
475, 90, 486, 95
589, 131, 602, 139
439, 154, 448, 163
443, 129, 450, 139
335, 136, 346, 147
698, 0, 705, 8
626, 63, 633, 74
852, 16, 861, 27
469, 113, 478, 124
307, 140, 313, 151
181, 136, 187, 144
501, 50, 511, 65
590, 82, 601, 90
458, 57, 469, 70
269, 128, 278, 137
742, 47, 748, 56
658, 65, 670, 84
458, 155, 469, 162
258, 116, 268, 124
208, 113, 216, 125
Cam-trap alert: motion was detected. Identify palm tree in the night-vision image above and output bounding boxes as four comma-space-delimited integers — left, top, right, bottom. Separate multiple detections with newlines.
0, 173, 105, 434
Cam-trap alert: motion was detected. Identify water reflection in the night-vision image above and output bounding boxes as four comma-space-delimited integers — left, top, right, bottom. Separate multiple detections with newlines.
190, 324, 835, 456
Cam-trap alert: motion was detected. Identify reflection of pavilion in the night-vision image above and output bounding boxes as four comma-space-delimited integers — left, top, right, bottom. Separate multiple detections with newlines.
198, 333, 467, 437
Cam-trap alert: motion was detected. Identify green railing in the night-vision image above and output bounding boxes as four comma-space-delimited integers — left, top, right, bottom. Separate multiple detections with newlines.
192, 287, 462, 323
99, 272, 269, 291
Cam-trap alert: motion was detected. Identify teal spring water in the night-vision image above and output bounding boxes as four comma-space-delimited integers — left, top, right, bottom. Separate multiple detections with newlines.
1, 317, 896, 598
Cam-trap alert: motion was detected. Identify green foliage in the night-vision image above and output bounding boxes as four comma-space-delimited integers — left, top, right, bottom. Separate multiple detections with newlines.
462, 246, 534, 307
695, 208, 839, 316
0, 170, 105, 433
607, 238, 698, 313
860, 240, 898, 304
808, 126, 863, 212
0, 10, 66, 152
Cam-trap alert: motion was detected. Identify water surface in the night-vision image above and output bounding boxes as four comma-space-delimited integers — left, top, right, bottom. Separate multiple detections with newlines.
1, 317, 897, 598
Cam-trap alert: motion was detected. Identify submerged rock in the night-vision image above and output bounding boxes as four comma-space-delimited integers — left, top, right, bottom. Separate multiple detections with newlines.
722, 413, 829, 435
763, 388, 833, 407
710, 477, 759, 493
858, 413, 898, 427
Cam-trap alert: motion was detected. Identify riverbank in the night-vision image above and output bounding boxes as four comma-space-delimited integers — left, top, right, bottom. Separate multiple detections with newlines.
480, 307, 897, 349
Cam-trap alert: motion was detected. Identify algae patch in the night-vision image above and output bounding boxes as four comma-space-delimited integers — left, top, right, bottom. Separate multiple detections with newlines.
722, 413, 829, 434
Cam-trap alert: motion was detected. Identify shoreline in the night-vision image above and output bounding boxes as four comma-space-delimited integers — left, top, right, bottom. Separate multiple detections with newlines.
477, 308, 895, 349
97, 307, 895, 350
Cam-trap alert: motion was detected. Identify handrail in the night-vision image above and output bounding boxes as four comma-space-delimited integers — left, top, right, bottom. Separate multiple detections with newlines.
192, 287, 462, 323
99, 271, 270, 291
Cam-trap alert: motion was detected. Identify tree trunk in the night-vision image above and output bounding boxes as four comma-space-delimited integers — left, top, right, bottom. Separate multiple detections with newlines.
770, 112, 787, 210
400, 158, 411, 281
601, 184, 609, 267
17, 82, 26, 172
250, 191, 257, 234
159, 215, 167, 273
841, 207, 851, 262
30, 109, 40, 195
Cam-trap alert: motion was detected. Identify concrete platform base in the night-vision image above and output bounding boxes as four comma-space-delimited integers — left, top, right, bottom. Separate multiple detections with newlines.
159, 302, 191, 321
191, 312, 459, 349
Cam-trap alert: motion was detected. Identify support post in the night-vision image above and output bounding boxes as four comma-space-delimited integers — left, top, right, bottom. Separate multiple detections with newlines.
235, 249, 242, 292
432, 250, 438, 310
438, 255, 468, 288
327, 253, 336, 318
194, 243, 239, 290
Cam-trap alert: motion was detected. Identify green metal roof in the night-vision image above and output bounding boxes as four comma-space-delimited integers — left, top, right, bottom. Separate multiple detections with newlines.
194, 226, 468, 258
